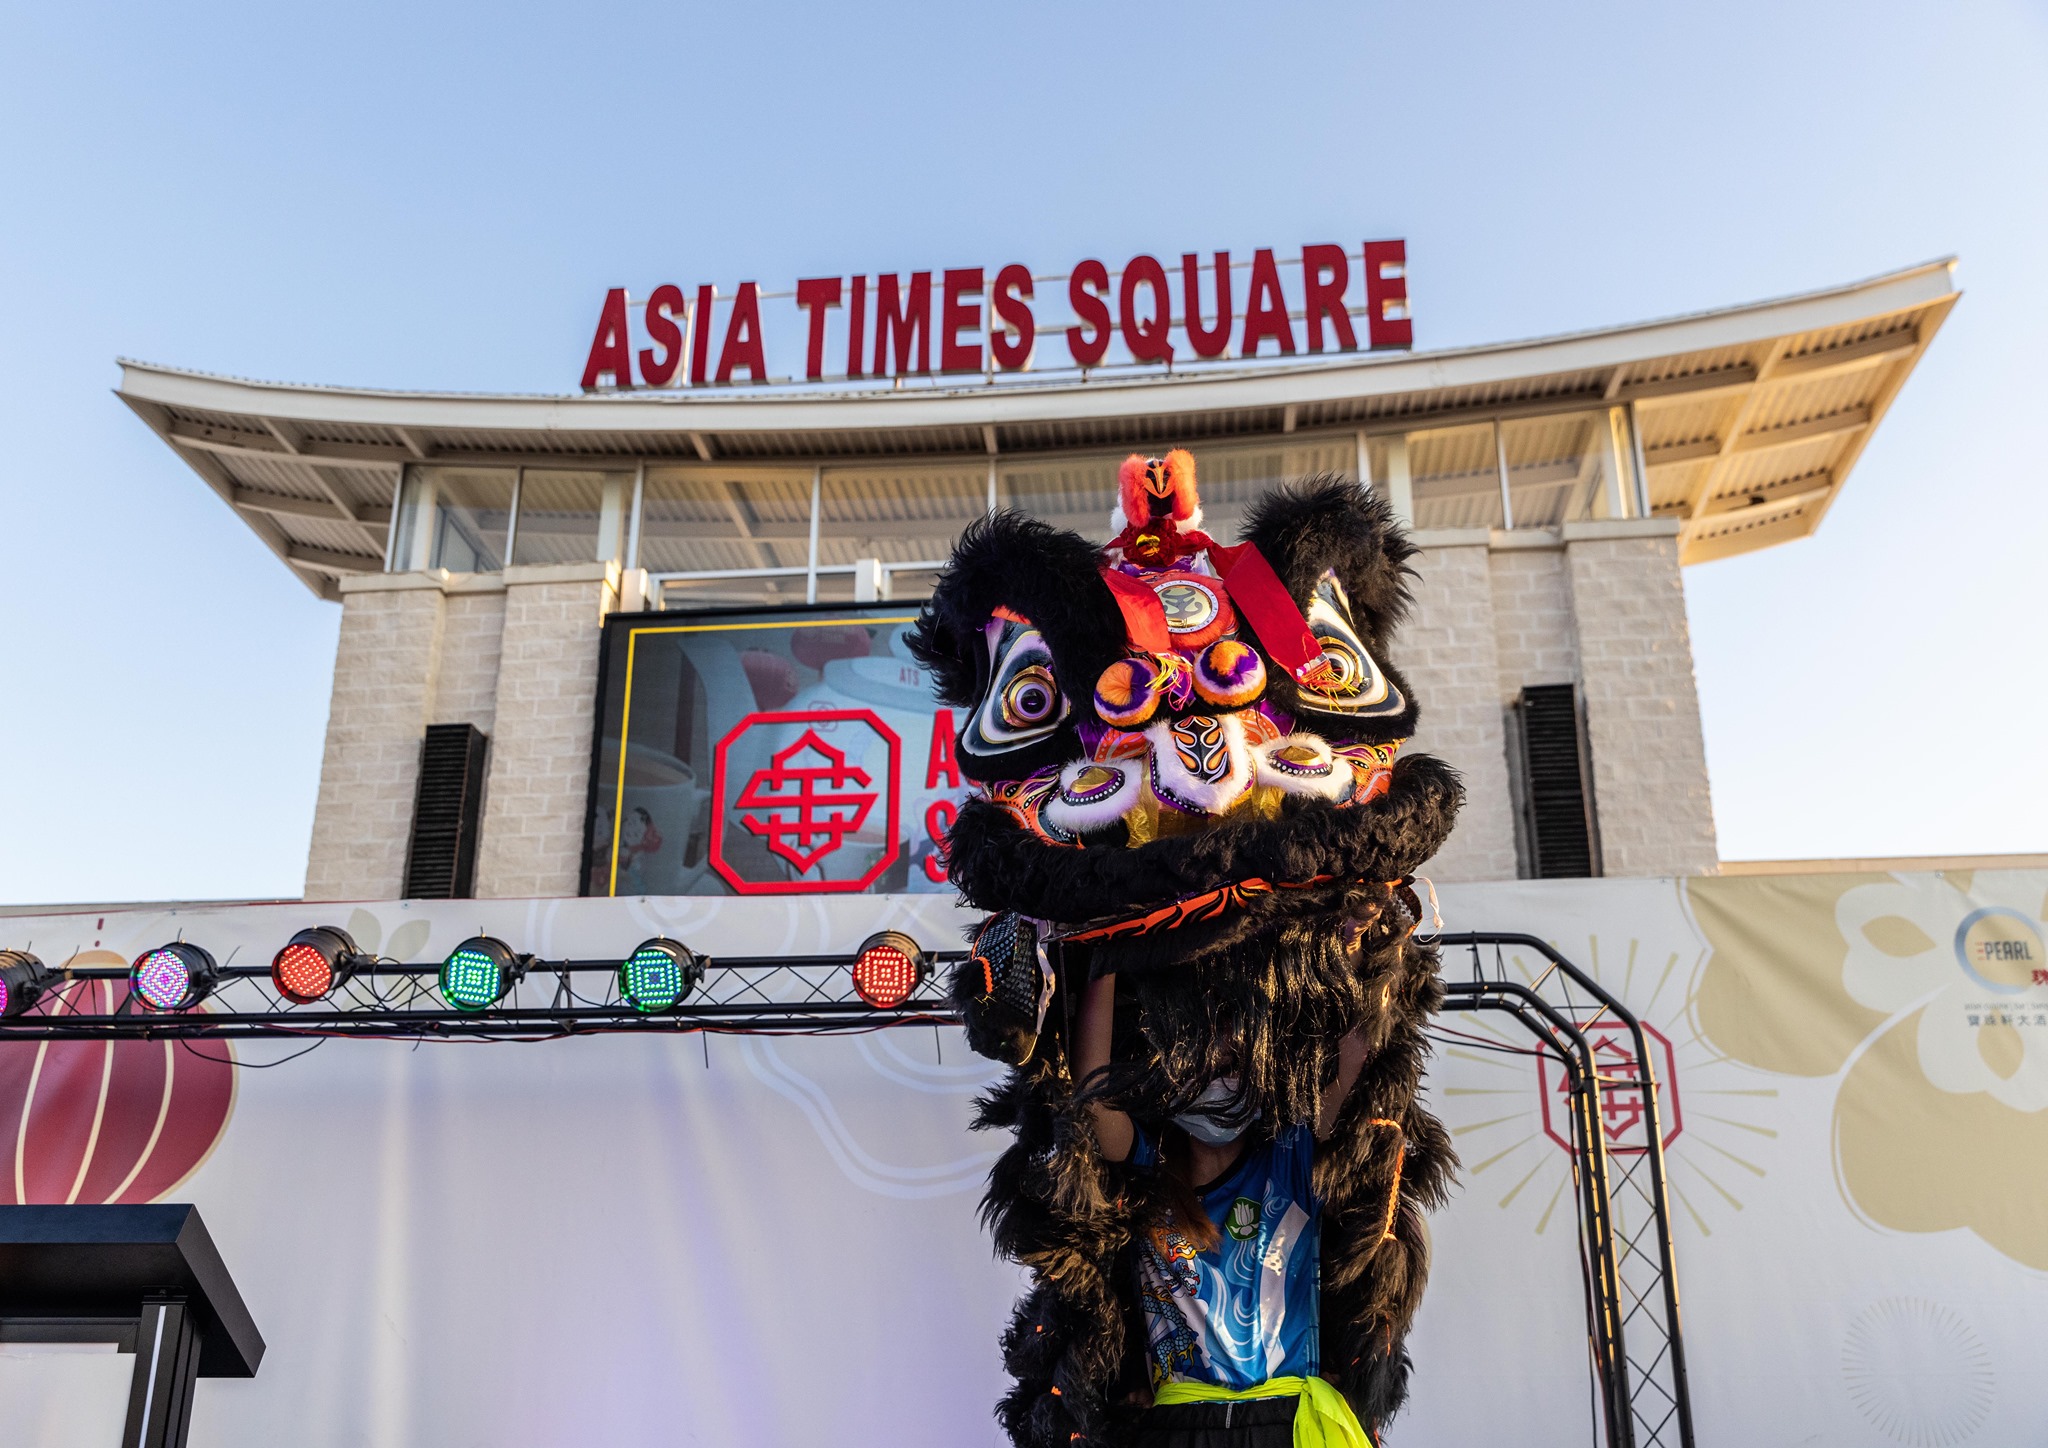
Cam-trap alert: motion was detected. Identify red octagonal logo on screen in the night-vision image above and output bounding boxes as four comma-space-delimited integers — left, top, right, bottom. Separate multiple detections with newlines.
1536, 1021, 1682, 1156
710, 709, 902, 895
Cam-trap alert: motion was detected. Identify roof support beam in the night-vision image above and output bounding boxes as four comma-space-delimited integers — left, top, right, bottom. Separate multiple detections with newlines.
164, 421, 402, 471
1684, 340, 1787, 523
261, 418, 387, 554
1644, 438, 1723, 468
1769, 329, 1918, 382
1729, 406, 1871, 454
1616, 365, 1758, 405
232, 486, 392, 526
285, 543, 382, 575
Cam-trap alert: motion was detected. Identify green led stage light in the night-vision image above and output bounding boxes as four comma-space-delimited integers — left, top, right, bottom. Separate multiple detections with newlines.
438, 936, 529, 1012
131, 942, 221, 1013
271, 926, 373, 1005
0, 951, 56, 1019
618, 938, 703, 1014
851, 931, 930, 1010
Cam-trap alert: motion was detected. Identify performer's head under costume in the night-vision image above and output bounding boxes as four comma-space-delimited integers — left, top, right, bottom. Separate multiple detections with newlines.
910, 452, 1463, 1445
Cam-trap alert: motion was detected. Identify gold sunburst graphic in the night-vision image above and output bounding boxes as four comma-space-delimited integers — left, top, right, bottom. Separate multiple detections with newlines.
1429, 933, 1779, 1238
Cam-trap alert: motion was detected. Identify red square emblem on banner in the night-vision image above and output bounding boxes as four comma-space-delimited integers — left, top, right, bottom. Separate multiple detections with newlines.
709, 709, 902, 894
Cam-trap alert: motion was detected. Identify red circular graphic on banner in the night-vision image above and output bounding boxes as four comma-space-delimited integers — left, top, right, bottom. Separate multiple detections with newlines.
0, 964, 234, 1205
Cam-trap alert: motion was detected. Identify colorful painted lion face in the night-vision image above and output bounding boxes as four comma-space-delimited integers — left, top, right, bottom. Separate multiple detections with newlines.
912, 454, 1457, 948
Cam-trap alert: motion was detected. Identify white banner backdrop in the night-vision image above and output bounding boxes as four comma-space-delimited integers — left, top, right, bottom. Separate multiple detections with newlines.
1, 872, 2043, 1446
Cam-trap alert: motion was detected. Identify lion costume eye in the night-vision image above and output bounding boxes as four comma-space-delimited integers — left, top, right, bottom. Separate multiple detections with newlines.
967, 615, 1070, 756
1297, 571, 1407, 718
1001, 665, 1060, 727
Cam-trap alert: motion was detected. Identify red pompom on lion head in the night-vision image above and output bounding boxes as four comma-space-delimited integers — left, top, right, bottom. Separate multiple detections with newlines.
1114, 449, 1202, 534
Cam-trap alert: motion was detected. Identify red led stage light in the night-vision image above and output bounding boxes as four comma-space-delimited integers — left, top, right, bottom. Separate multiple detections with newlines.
851, 931, 929, 1010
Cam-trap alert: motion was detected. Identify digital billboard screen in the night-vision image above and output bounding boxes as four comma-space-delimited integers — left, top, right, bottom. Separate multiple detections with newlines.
581, 605, 966, 897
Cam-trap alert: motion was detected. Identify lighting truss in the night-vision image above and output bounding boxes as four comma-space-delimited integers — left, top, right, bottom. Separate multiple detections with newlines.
0, 949, 964, 1042
1437, 933, 1693, 1448
0, 929, 1687, 1447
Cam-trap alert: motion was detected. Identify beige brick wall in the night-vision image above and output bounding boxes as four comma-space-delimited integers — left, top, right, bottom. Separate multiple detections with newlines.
304, 581, 448, 901
1399, 540, 1519, 883
1564, 530, 1719, 876
472, 564, 620, 898
433, 592, 506, 732
1488, 547, 1578, 703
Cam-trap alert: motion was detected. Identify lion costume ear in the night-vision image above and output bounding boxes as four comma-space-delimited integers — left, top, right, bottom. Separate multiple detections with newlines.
1242, 475, 1422, 739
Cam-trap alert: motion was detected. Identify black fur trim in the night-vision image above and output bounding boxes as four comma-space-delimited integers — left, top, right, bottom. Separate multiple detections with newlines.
945, 754, 1462, 926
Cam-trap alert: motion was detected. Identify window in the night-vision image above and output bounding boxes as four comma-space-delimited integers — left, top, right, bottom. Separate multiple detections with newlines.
392, 467, 515, 573
636, 466, 815, 608
1500, 411, 1633, 528
510, 469, 630, 566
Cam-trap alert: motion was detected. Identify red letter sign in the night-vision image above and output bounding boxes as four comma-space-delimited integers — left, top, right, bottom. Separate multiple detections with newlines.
1182, 252, 1233, 358
926, 709, 961, 789
1240, 249, 1296, 358
874, 272, 933, 376
1119, 255, 1174, 364
1067, 259, 1112, 367
716, 282, 767, 383
581, 288, 632, 390
1364, 240, 1412, 349
638, 284, 687, 386
689, 284, 716, 385
796, 277, 843, 381
1301, 244, 1356, 353
845, 276, 868, 378
941, 268, 984, 373
991, 263, 1035, 371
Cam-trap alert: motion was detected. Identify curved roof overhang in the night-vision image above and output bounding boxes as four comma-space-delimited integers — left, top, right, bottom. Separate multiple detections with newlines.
117, 260, 1958, 597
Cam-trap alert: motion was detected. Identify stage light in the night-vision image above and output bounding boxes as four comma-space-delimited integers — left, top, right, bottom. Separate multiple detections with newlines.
130, 943, 221, 1013
439, 935, 529, 1012
0, 951, 56, 1019
851, 931, 930, 1010
618, 938, 703, 1014
271, 926, 371, 1005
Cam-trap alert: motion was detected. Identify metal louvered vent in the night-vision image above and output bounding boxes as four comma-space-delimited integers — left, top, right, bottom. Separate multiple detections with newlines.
1516, 684, 1598, 879
404, 723, 489, 899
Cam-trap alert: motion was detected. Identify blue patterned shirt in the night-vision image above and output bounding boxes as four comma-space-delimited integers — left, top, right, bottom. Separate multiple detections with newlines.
1132, 1123, 1321, 1389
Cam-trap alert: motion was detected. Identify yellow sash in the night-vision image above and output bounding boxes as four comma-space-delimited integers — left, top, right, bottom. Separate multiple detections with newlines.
1152, 1375, 1372, 1448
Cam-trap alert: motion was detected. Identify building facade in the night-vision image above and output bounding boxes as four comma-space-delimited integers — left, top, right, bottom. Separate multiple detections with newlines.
120, 262, 1957, 897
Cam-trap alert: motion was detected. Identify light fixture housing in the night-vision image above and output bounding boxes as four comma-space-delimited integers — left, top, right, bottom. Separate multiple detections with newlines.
130, 943, 222, 1013
438, 936, 529, 1012
271, 926, 371, 1005
0, 951, 56, 1019
851, 931, 930, 1010
618, 938, 703, 1014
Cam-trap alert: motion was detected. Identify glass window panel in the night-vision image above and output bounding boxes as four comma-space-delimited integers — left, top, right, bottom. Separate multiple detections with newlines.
394, 466, 515, 573
816, 464, 984, 567
998, 454, 1120, 539
1406, 423, 1503, 531
1500, 411, 1628, 528
637, 467, 816, 599
511, 469, 630, 566
1192, 437, 1357, 539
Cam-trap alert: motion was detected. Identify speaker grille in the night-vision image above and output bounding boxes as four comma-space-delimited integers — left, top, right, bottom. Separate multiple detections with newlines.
1518, 684, 1596, 879
404, 723, 489, 899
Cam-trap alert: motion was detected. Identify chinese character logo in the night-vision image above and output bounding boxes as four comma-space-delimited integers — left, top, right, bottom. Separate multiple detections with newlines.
1537, 1022, 1682, 1156
735, 730, 879, 872
710, 710, 902, 895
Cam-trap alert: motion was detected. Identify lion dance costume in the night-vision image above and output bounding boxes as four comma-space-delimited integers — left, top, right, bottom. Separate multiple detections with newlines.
908, 451, 1464, 1446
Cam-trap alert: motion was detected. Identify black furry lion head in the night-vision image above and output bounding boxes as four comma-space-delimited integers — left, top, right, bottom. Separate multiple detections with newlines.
909, 458, 1461, 953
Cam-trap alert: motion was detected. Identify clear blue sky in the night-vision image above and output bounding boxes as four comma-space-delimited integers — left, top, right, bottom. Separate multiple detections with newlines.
2, 1, 2043, 904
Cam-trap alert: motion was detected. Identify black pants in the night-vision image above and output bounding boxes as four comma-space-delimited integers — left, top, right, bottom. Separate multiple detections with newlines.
1132, 1395, 1297, 1448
